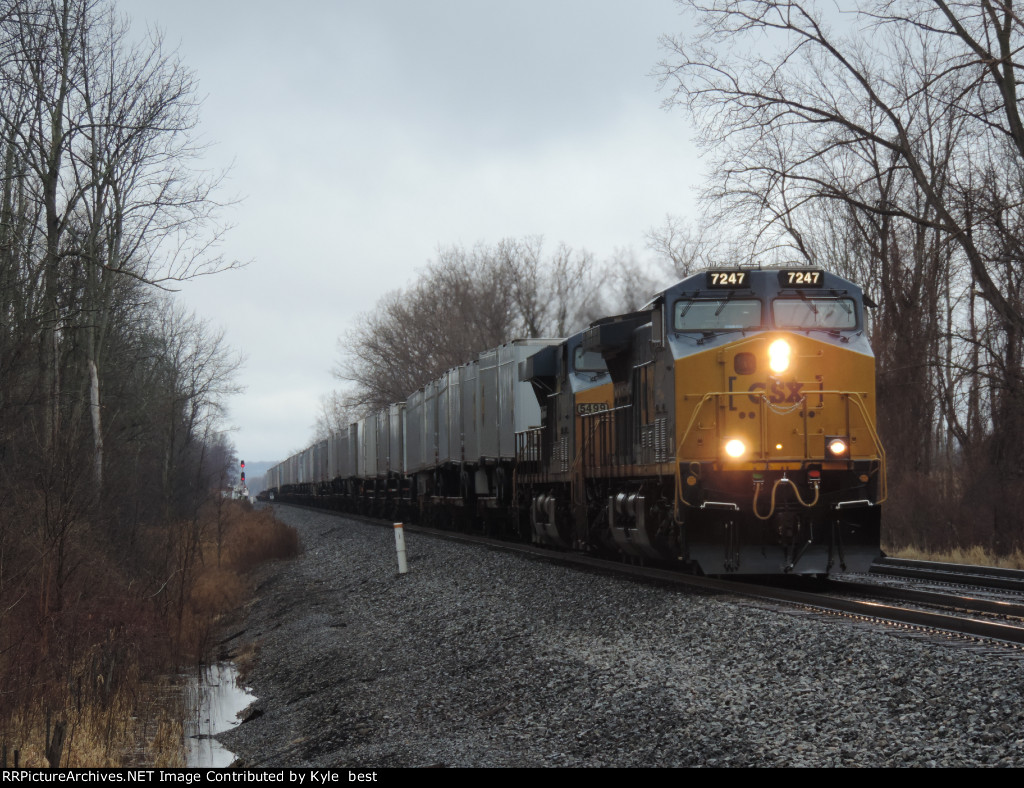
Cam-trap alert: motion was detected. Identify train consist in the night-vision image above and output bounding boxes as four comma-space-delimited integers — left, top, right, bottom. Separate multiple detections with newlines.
265, 266, 885, 576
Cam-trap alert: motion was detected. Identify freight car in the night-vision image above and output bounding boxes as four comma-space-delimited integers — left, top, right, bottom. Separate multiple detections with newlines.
267, 266, 885, 576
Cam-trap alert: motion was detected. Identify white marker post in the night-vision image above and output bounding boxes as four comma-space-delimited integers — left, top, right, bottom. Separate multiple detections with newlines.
394, 523, 408, 575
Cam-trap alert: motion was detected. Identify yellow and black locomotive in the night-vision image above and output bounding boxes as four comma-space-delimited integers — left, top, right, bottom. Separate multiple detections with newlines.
519, 266, 884, 575
267, 266, 883, 577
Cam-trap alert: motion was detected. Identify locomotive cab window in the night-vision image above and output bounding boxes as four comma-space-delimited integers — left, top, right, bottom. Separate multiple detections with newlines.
773, 297, 858, 330
573, 346, 605, 373
673, 299, 762, 332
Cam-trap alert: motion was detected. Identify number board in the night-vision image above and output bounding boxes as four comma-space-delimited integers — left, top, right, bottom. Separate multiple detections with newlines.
778, 269, 825, 287
705, 270, 747, 288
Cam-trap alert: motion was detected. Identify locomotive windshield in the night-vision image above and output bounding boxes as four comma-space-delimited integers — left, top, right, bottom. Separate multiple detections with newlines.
673, 299, 762, 332
773, 297, 857, 329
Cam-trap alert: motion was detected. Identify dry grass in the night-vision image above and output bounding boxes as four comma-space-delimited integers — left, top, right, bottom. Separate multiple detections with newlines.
885, 543, 1024, 570
175, 503, 300, 660
220, 505, 300, 573
231, 639, 261, 685
1, 501, 299, 768
3, 673, 186, 768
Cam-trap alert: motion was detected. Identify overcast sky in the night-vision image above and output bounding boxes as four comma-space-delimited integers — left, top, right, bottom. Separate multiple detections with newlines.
125, 0, 702, 463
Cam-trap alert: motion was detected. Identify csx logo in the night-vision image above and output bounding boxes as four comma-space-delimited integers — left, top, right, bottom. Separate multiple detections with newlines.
577, 402, 610, 415
753, 379, 805, 404
728, 376, 807, 407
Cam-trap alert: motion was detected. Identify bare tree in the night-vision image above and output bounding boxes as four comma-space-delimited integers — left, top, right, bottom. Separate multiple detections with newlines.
658, 0, 1024, 551
545, 241, 597, 336
0, 0, 237, 488
335, 248, 514, 413
495, 236, 596, 337
658, 0, 1024, 331
597, 246, 664, 313
311, 389, 357, 442
71, 6, 235, 488
0, 1, 248, 750
336, 238, 598, 414
646, 215, 721, 277
144, 299, 244, 520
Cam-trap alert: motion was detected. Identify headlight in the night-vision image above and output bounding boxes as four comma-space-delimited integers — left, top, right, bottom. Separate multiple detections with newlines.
724, 439, 746, 458
827, 438, 848, 457
768, 339, 791, 373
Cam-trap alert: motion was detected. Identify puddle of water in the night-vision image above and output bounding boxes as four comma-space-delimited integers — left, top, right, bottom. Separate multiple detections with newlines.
182, 662, 256, 768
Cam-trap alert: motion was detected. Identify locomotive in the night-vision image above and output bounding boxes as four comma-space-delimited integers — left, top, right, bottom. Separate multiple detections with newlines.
266, 266, 884, 576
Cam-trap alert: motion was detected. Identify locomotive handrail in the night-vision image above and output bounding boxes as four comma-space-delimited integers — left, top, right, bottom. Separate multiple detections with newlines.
674, 389, 887, 508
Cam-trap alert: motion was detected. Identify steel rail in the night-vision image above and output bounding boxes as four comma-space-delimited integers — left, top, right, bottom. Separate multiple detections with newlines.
270, 503, 1024, 649
871, 557, 1024, 593
394, 516, 1024, 648
827, 580, 1024, 618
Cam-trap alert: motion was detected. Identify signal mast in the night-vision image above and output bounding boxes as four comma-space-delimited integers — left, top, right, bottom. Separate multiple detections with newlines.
237, 459, 248, 500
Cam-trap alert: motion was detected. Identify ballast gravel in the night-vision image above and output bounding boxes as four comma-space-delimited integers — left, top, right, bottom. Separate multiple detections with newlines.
216, 505, 1024, 767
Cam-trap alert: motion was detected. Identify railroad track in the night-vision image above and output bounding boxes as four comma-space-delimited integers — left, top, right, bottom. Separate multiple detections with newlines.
870, 556, 1024, 593
827, 578, 1024, 619
768, 579, 1024, 650
271, 503, 1024, 655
